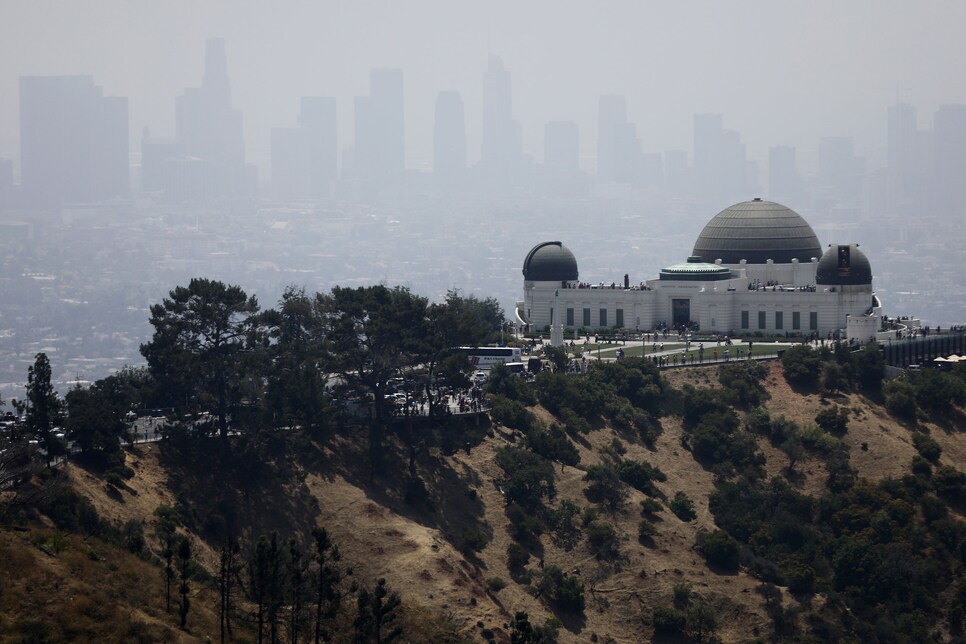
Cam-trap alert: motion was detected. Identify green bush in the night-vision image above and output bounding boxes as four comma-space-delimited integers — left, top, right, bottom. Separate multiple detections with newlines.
527, 424, 580, 466
461, 528, 489, 553
670, 492, 697, 522
640, 498, 663, 516
781, 345, 822, 387
506, 543, 530, 573
697, 529, 740, 571
538, 565, 585, 613
495, 446, 556, 511
638, 519, 657, 543
884, 380, 918, 421
652, 606, 686, 634
912, 432, 942, 463
585, 521, 620, 559
583, 463, 628, 510
815, 406, 849, 436
487, 577, 507, 593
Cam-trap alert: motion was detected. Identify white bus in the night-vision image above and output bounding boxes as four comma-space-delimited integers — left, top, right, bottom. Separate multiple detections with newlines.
453, 346, 522, 369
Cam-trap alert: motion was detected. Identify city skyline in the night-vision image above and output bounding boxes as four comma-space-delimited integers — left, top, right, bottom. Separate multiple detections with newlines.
2, 1, 966, 172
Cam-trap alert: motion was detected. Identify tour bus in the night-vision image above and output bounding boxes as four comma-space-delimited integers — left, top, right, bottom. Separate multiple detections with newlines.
453, 346, 522, 369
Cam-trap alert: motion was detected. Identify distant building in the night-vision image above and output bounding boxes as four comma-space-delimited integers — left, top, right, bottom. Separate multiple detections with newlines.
768, 145, 802, 205
353, 68, 404, 196
479, 56, 522, 191
933, 104, 966, 219
271, 97, 337, 200
151, 38, 256, 202
596, 95, 627, 183
19, 75, 129, 208
519, 199, 884, 343
433, 91, 466, 188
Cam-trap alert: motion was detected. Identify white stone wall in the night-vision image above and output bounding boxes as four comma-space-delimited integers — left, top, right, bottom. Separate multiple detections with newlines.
524, 276, 874, 337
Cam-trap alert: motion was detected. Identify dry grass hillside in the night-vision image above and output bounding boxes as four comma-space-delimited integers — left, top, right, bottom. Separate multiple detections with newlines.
2, 359, 964, 642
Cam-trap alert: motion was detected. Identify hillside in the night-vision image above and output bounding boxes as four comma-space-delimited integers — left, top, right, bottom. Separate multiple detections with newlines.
2, 358, 965, 642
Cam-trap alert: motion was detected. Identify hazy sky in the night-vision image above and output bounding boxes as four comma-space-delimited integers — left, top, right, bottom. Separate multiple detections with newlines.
2, 0, 965, 171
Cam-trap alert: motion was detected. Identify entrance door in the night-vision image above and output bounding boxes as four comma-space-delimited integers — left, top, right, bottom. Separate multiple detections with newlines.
672, 299, 691, 328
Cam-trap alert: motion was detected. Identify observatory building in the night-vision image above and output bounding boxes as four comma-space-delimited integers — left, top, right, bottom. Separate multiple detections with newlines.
517, 199, 882, 342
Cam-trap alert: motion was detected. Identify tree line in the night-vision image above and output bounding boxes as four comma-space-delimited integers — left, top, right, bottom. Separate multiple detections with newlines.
6, 279, 506, 474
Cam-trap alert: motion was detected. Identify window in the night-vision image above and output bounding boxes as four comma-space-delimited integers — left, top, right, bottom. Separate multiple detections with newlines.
583, 308, 591, 327
741, 311, 749, 329
775, 311, 783, 330
599, 308, 607, 327
792, 311, 801, 330
758, 311, 766, 330
616, 308, 624, 328
809, 311, 818, 331
566, 308, 574, 326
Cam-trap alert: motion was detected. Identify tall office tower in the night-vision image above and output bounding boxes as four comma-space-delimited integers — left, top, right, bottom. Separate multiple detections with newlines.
353, 68, 404, 195
933, 104, 966, 218
818, 136, 864, 201
768, 145, 802, 205
0, 157, 12, 211
480, 56, 522, 189
886, 102, 920, 212
271, 97, 337, 200
694, 114, 747, 203
433, 91, 466, 188
693, 113, 724, 202
176, 38, 244, 164
597, 95, 627, 182
19, 75, 129, 208
170, 38, 254, 200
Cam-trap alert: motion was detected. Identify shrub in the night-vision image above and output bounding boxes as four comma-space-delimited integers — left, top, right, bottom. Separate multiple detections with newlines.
583, 463, 628, 510
638, 519, 658, 543
506, 502, 543, 541
487, 577, 507, 593
640, 498, 663, 516
697, 529, 740, 571
781, 345, 822, 387
538, 565, 585, 613
884, 380, 918, 421
616, 459, 666, 495
528, 424, 580, 466
652, 606, 686, 634
669, 492, 697, 522
672, 582, 693, 608
489, 395, 535, 433
495, 446, 556, 511
815, 406, 849, 436
585, 521, 620, 559
912, 432, 942, 463
461, 528, 488, 553
506, 543, 530, 574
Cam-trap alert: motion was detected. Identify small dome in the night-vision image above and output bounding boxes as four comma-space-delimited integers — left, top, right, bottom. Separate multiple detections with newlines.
692, 198, 822, 264
816, 244, 872, 285
660, 256, 733, 281
523, 241, 578, 281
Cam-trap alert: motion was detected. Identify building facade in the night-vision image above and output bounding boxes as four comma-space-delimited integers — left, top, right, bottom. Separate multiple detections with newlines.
518, 199, 882, 342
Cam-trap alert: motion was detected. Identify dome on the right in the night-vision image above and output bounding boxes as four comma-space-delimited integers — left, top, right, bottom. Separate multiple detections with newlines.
816, 243, 872, 285
692, 198, 822, 264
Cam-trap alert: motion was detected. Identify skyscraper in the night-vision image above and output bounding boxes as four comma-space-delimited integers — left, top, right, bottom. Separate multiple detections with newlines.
433, 91, 466, 188
933, 104, 966, 218
175, 38, 244, 164
166, 38, 255, 201
480, 56, 521, 190
19, 75, 129, 208
597, 95, 627, 182
353, 68, 404, 195
271, 97, 337, 200
768, 146, 801, 205
886, 102, 921, 212
693, 114, 747, 203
